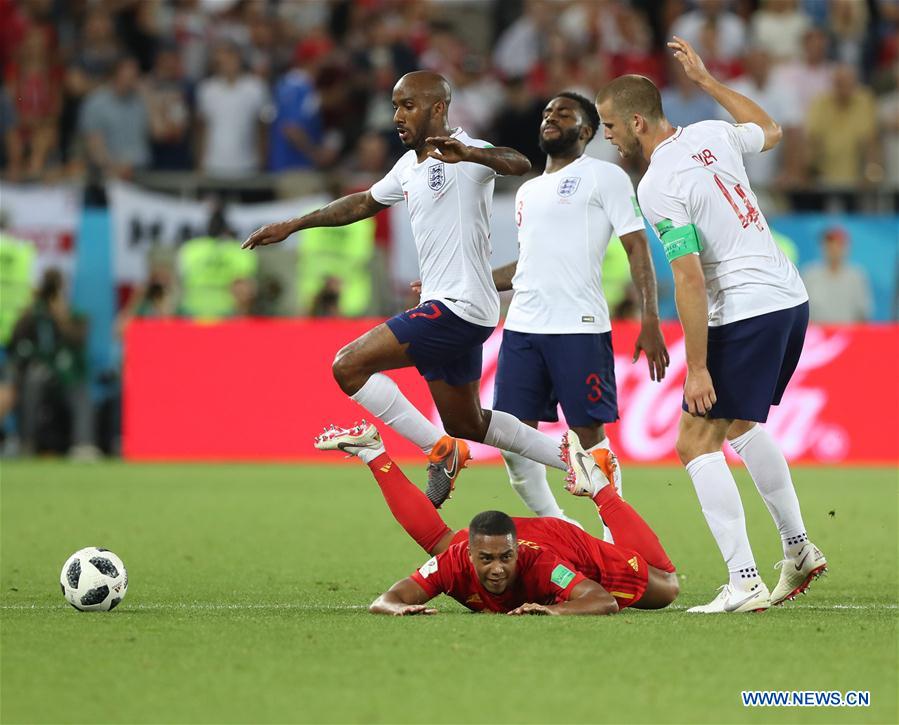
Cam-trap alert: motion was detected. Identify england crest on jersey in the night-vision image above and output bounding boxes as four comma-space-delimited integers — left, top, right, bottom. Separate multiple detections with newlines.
428, 163, 446, 191
557, 176, 580, 197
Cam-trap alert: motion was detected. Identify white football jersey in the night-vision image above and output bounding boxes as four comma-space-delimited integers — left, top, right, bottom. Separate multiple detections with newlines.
638, 121, 807, 326
371, 128, 499, 327
505, 155, 645, 334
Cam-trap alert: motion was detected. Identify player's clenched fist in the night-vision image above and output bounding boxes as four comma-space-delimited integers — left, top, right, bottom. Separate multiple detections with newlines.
683, 368, 717, 416
242, 221, 294, 250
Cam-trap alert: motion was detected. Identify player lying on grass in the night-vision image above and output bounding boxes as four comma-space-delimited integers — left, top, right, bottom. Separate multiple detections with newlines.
317, 422, 679, 615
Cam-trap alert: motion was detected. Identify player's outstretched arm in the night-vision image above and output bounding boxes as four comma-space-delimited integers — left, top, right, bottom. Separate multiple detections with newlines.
667, 36, 782, 152
242, 191, 388, 249
369, 577, 439, 616
671, 254, 716, 416
620, 230, 669, 381
425, 137, 531, 176
508, 580, 619, 616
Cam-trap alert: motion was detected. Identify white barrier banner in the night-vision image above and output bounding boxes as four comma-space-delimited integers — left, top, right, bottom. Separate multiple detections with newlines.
107, 181, 327, 283
0, 183, 80, 279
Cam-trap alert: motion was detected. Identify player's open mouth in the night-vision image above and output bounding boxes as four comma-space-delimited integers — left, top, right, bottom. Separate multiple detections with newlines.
542, 126, 560, 137
396, 127, 409, 140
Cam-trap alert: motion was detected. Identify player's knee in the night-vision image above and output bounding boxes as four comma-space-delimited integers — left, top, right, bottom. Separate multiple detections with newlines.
444, 420, 479, 441
665, 575, 680, 606
675, 435, 696, 465
331, 347, 364, 393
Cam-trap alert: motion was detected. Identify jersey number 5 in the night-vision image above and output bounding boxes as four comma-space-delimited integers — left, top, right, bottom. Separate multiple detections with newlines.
714, 174, 764, 231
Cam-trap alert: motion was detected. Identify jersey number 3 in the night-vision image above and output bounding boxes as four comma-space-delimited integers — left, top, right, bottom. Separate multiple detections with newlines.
714, 174, 764, 231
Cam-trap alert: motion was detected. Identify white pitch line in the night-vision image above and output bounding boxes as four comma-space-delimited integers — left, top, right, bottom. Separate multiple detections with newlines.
0, 603, 368, 611
1, 603, 896, 612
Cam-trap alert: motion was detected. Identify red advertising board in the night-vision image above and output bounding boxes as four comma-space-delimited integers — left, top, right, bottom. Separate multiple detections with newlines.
123, 319, 899, 464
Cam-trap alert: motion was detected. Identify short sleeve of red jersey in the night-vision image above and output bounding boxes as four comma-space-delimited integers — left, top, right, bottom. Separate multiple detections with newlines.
529, 550, 588, 603
409, 551, 452, 598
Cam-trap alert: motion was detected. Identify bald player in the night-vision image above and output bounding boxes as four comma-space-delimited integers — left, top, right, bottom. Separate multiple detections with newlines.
596, 39, 826, 613
245, 71, 572, 506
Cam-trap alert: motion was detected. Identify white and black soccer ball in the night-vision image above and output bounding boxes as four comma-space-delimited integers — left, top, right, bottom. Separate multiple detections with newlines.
60, 548, 128, 611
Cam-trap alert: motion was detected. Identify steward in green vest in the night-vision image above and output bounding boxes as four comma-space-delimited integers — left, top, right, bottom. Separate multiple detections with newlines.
179, 211, 257, 320
0, 233, 36, 346
297, 217, 375, 317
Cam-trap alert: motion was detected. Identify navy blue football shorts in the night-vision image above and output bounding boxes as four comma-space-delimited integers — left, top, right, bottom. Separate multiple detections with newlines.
493, 330, 619, 426
386, 300, 494, 386
687, 301, 809, 422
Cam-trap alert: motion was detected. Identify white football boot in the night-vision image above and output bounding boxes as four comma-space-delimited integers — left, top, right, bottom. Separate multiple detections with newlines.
687, 582, 772, 613
771, 542, 828, 606
314, 421, 383, 456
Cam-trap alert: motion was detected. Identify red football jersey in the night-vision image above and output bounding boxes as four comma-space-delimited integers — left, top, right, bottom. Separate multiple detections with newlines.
441, 517, 649, 608
409, 539, 586, 613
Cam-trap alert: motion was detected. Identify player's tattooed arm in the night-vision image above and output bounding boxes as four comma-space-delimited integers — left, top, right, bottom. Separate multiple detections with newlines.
492, 261, 518, 292
369, 577, 439, 616
508, 580, 619, 616
668, 36, 782, 151
425, 137, 531, 176
619, 230, 669, 382
242, 192, 388, 249
671, 254, 716, 416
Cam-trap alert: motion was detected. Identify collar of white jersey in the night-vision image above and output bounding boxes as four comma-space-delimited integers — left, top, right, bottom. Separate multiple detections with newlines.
650, 127, 683, 161
541, 154, 587, 176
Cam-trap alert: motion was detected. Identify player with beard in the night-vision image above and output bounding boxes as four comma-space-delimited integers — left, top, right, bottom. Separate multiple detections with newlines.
244, 71, 575, 507
487, 92, 669, 538
596, 39, 826, 612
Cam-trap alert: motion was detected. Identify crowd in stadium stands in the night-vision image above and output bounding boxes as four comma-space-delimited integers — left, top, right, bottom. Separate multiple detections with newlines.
0, 0, 892, 456
1, 0, 897, 198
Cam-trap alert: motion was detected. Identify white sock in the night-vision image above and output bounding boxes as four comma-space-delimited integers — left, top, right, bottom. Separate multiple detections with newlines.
483, 410, 566, 470
502, 451, 565, 518
356, 446, 385, 465
729, 424, 807, 557
685, 451, 760, 591
350, 374, 442, 454
587, 437, 621, 543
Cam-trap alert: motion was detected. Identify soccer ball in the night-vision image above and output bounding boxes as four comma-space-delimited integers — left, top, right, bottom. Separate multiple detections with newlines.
60, 548, 128, 611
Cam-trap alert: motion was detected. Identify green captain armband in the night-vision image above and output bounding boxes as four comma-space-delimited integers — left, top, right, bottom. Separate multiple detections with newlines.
655, 219, 702, 263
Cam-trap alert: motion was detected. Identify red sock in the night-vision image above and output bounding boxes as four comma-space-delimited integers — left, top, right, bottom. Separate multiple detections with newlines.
594, 486, 675, 572
368, 453, 452, 554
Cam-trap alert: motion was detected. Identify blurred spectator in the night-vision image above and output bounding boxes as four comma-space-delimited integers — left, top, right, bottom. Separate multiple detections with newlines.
695, 16, 744, 80
145, 44, 192, 171
448, 55, 503, 139
79, 56, 150, 196
230, 276, 259, 317
418, 20, 464, 78
801, 227, 872, 323
670, 0, 747, 62
877, 67, 899, 192
4, 26, 62, 180
0, 88, 15, 171
491, 76, 546, 171
804, 64, 879, 189
661, 56, 722, 127
828, 0, 869, 70
9, 268, 97, 458
769, 27, 835, 127
268, 38, 330, 172
749, 0, 811, 62
717, 47, 799, 191
310, 276, 342, 317
196, 42, 269, 178
178, 207, 258, 320
115, 260, 180, 336
493, 0, 553, 78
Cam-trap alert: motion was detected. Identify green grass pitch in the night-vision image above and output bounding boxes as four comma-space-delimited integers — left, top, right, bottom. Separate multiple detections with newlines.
1, 461, 896, 724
